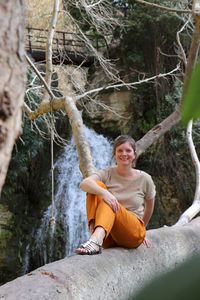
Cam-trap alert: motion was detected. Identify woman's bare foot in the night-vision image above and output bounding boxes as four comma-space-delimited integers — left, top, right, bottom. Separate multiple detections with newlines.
76, 226, 106, 255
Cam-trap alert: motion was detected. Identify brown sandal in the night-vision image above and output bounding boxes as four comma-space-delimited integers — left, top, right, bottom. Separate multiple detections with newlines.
76, 239, 102, 255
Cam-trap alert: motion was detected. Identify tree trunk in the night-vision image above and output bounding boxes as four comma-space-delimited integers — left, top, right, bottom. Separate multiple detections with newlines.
0, 217, 200, 299
0, 0, 26, 196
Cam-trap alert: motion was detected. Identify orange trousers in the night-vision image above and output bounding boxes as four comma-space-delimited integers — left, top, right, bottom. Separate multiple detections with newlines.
86, 181, 146, 249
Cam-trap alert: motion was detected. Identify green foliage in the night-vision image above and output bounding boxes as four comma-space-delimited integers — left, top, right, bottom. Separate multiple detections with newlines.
181, 59, 200, 125
129, 84, 157, 139
3, 69, 45, 196
3, 112, 43, 196
129, 253, 200, 300
165, 78, 182, 109
113, 0, 184, 73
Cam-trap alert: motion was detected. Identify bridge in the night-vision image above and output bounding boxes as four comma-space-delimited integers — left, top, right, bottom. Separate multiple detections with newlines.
25, 27, 108, 67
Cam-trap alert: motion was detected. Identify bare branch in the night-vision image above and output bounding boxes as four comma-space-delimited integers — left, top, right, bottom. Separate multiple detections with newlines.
43, 0, 60, 101
174, 120, 200, 225
64, 9, 122, 83
25, 54, 55, 100
23, 102, 33, 116
26, 63, 180, 121
75, 63, 180, 100
85, 0, 105, 8
133, 0, 192, 14
176, 17, 191, 67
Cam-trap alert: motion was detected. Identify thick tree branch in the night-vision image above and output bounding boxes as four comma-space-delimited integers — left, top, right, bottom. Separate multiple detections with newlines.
0, 0, 26, 196
136, 106, 181, 157
43, 0, 60, 102
28, 98, 65, 120
64, 96, 95, 177
1, 219, 200, 299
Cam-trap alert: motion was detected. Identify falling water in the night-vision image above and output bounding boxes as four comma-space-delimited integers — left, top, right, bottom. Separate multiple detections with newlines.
27, 127, 112, 270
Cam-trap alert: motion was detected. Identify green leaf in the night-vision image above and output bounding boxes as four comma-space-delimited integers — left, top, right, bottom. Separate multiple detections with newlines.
181, 59, 200, 125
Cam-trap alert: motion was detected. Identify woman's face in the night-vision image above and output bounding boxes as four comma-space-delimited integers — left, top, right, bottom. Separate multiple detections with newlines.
114, 142, 136, 166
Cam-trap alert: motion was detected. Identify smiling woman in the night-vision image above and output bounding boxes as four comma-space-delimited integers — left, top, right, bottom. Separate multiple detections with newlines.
76, 135, 156, 255
113, 135, 137, 170
115, 141, 136, 167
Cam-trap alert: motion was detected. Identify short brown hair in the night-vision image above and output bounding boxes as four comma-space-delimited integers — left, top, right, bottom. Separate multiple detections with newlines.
112, 135, 137, 166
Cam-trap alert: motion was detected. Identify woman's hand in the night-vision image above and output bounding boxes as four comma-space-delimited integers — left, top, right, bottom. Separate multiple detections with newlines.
143, 237, 151, 248
80, 174, 119, 213
102, 190, 119, 213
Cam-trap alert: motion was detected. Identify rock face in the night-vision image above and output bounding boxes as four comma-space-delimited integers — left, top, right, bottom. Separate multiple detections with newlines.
1, 218, 200, 300
83, 89, 133, 136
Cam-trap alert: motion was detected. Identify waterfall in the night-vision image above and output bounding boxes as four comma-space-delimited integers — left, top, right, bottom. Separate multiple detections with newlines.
27, 127, 112, 270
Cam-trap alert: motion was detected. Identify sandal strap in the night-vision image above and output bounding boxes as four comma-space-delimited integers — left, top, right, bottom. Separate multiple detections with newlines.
89, 239, 102, 248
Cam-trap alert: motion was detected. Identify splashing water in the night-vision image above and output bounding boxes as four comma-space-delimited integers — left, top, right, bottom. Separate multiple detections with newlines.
30, 127, 112, 267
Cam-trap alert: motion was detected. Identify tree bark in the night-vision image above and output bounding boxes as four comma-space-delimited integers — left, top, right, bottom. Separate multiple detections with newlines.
0, 0, 26, 196
43, 0, 60, 102
136, 106, 180, 157
0, 217, 200, 299
64, 96, 95, 178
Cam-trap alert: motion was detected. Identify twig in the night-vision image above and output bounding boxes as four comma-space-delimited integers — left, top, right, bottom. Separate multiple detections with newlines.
75, 63, 180, 100
25, 54, 55, 100
133, 0, 192, 14
176, 17, 191, 67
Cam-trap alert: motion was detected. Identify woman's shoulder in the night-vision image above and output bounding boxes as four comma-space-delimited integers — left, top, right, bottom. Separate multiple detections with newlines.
137, 170, 154, 181
93, 166, 114, 181
96, 166, 114, 174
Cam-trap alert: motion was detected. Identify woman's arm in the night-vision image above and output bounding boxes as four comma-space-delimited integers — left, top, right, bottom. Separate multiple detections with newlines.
142, 198, 155, 228
80, 174, 119, 212
142, 198, 155, 248
80, 174, 105, 194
